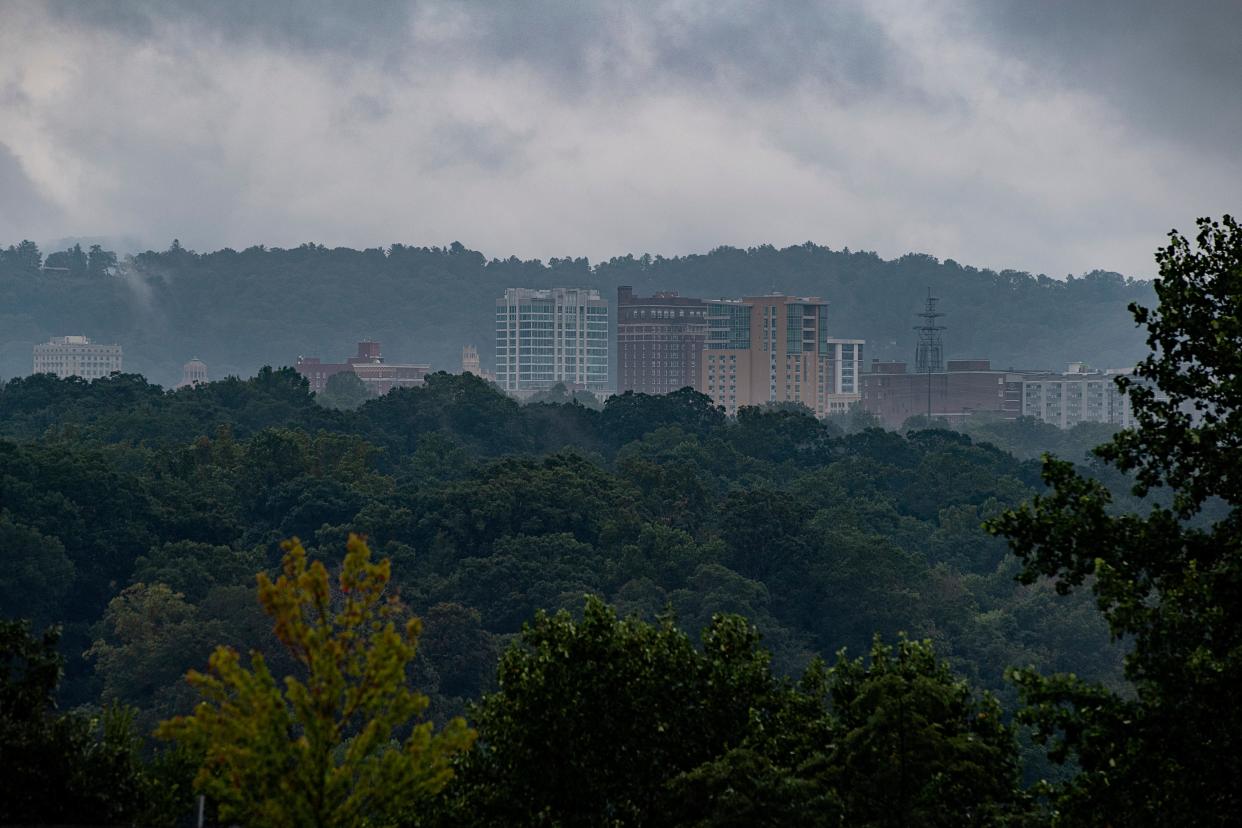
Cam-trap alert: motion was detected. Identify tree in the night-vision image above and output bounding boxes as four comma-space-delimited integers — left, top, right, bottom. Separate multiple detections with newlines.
157, 535, 474, 827
87, 244, 118, 277
443, 596, 791, 826
3, 239, 42, 271
988, 215, 1242, 823
318, 370, 371, 410
0, 620, 161, 825
823, 636, 1023, 827
87, 583, 227, 734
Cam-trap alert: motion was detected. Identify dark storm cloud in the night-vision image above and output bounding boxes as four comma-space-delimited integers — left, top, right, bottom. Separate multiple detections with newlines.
46, 0, 904, 101
46, 0, 415, 57
425, 1, 903, 100
973, 0, 1242, 156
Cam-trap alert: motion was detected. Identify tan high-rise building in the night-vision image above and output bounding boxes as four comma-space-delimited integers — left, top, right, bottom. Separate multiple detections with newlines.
33, 335, 123, 380
698, 295, 863, 417
462, 345, 481, 375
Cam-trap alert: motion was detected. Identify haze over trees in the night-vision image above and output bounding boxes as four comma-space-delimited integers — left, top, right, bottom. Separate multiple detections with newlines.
1, 217, 1238, 824
1, 238, 1152, 385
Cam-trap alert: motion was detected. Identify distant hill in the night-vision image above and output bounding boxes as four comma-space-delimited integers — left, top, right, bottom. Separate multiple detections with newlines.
0, 240, 1154, 386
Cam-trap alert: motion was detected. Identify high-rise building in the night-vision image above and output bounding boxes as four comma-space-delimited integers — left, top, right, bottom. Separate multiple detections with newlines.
616, 286, 707, 394
697, 295, 864, 416
495, 288, 609, 392
295, 341, 430, 396
32, 335, 122, 380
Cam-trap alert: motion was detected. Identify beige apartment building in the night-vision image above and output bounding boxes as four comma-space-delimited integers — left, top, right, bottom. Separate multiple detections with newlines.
698, 295, 863, 416
33, 335, 123, 380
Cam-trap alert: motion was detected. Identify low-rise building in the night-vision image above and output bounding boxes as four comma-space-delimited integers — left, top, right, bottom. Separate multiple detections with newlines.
296, 341, 430, 397
860, 359, 1022, 428
1019, 362, 1136, 428
33, 335, 122, 380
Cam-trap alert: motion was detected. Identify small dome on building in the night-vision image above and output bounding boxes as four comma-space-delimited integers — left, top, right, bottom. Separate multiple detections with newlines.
178, 358, 208, 388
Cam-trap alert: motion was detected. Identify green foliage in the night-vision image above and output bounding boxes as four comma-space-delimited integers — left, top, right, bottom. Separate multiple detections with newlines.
0, 362, 1118, 725
157, 535, 475, 827
0, 620, 172, 825
438, 599, 1024, 827
824, 635, 1024, 826
442, 597, 806, 826
989, 215, 1242, 823
318, 370, 371, 410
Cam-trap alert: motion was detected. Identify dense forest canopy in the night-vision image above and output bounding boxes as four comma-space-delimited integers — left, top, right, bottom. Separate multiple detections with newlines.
0, 369, 1122, 763
0, 239, 1152, 386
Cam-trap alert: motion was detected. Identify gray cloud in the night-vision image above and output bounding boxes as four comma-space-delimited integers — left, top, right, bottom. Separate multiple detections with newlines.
46, 0, 415, 58
972, 0, 1242, 157
0, 0, 1237, 280
0, 142, 60, 240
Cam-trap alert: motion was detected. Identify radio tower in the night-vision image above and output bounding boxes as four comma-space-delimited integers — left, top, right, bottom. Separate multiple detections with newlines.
914, 289, 945, 422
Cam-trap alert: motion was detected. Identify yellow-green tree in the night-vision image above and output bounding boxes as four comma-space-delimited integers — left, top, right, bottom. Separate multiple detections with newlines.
157, 534, 473, 827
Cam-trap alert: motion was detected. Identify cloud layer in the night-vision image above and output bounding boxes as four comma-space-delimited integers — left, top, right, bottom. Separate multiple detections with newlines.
2, 0, 1238, 278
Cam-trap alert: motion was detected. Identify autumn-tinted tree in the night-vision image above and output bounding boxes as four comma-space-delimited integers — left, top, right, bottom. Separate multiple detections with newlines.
989, 215, 1242, 823
157, 535, 475, 827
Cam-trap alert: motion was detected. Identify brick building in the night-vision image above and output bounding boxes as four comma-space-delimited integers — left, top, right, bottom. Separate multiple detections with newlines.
860, 359, 1022, 428
296, 341, 430, 397
616, 286, 708, 395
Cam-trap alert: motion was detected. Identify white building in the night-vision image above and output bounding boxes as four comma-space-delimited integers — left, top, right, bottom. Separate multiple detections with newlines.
819, 338, 865, 415
177, 358, 208, 388
1020, 363, 1135, 428
33, 336, 123, 380
495, 288, 609, 392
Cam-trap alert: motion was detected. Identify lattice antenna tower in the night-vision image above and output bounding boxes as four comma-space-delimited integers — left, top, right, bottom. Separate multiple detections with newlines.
914, 289, 945, 374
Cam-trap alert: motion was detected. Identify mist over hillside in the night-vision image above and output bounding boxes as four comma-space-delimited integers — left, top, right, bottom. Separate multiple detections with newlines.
0, 240, 1153, 387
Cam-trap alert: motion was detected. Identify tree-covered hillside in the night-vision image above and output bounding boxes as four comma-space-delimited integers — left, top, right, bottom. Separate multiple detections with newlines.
0, 240, 1153, 386
0, 370, 1122, 732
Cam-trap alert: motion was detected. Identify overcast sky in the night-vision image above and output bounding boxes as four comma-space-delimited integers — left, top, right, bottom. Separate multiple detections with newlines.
1, 0, 1238, 278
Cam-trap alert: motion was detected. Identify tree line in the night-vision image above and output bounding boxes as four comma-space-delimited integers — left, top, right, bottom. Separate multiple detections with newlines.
1, 235, 1152, 385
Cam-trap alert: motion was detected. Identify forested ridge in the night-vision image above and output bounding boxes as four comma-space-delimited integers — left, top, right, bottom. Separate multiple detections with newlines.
0, 369, 1122, 714
0, 366, 1121, 817
0, 238, 1152, 385
3, 217, 1240, 826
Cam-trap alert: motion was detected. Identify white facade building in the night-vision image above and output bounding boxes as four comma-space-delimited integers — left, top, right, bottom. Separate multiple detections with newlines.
819, 338, 865, 415
495, 288, 609, 392
1020, 363, 1135, 429
33, 336, 123, 380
